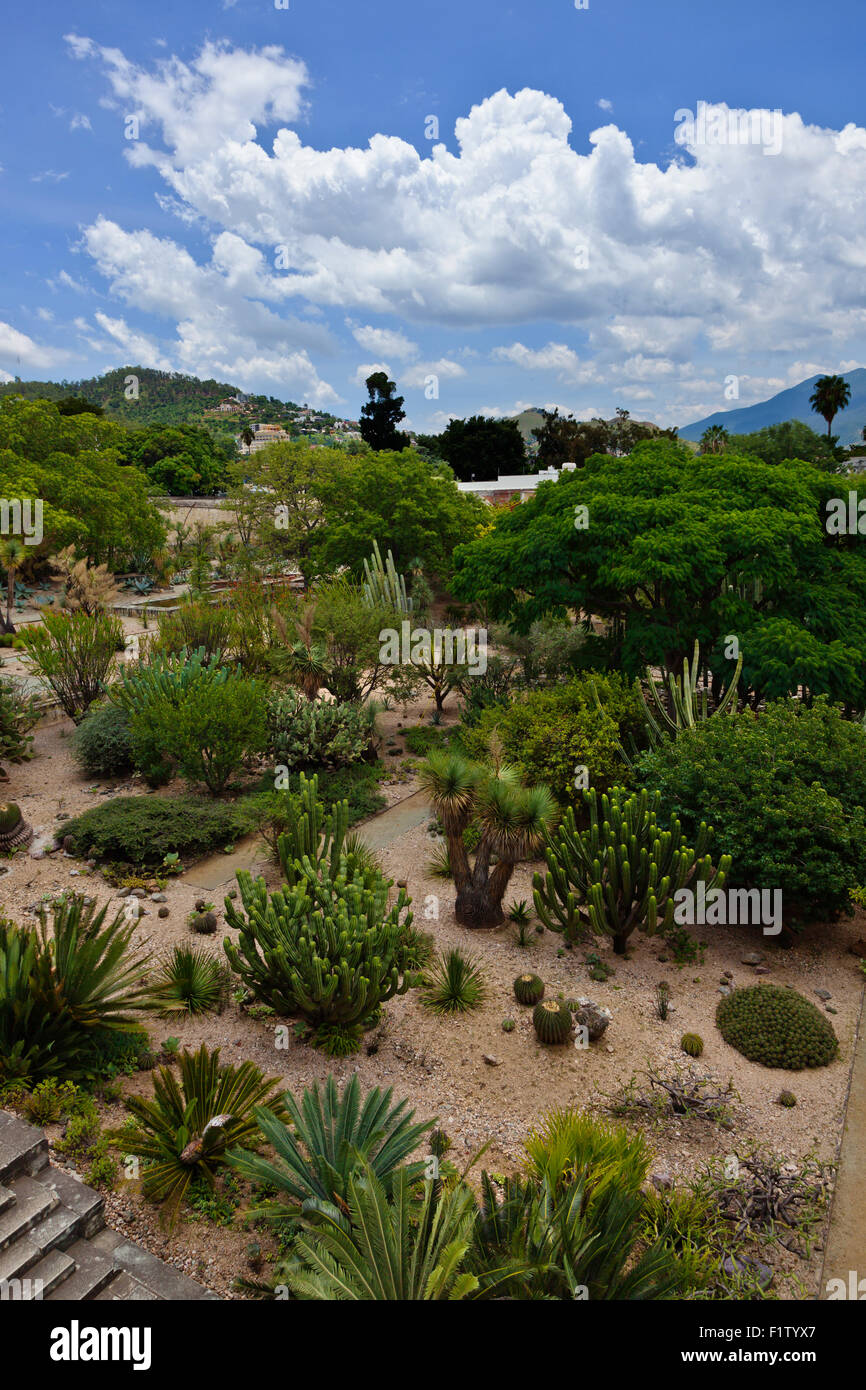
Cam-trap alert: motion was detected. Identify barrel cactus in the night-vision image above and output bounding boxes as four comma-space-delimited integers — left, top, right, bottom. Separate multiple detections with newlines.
514, 973, 545, 1006
777, 1090, 797, 1107
680, 1032, 704, 1057
0, 802, 32, 851
532, 999, 573, 1045
191, 911, 218, 935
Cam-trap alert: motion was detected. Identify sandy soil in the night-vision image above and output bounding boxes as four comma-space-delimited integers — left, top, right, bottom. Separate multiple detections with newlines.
1, 700, 863, 1300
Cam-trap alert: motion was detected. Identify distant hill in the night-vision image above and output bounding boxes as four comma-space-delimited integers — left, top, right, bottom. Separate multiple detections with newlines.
680, 370, 866, 446
0, 367, 310, 429
508, 408, 546, 448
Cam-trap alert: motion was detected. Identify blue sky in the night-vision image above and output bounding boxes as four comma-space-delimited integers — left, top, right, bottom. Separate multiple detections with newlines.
3, 0, 866, 430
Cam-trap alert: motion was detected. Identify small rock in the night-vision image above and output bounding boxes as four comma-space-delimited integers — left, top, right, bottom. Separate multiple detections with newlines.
718, 985, 732, 996
56, 813, 69, 822
650, 1169, 673, 1192
754, 965, 770, 975
573, 999, 612, 1042
69, 870, 79, 877
848, 939, 866, 957
741, 952, 765, 966
826, 1005, 838, 1014
158, 907, 169, 919
814, 988, 831, 1001
130, 888, 146, 899
656, 954, 669, 963
482, 1054, 500, 1067
151, 892, 167, 903
722, 1254, 773, 1290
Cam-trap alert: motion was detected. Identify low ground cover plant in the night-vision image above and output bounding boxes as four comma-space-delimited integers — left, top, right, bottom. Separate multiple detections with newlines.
59, 795, 258, 866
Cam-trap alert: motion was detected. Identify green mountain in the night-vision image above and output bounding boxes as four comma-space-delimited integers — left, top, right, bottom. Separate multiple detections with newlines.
680, 370, 866, 447
0, 366, 308, 429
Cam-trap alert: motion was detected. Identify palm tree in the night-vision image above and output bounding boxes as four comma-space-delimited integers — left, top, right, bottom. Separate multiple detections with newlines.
699, 424, 729, 455
0, 537, 26, 634
239, 426, 255, 452
419, 750, 556, 928
810, 374, 851, 441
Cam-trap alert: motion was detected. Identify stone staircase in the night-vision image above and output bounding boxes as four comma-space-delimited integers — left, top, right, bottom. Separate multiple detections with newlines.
0, 1111, 219, 1301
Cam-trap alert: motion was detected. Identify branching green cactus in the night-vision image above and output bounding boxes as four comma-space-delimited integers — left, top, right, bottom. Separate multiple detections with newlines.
532, 786, 730, 955
361, 540, 413, 615
274, 771, 350, 885
641, 639, 743, 747
223, 858, 416, 1051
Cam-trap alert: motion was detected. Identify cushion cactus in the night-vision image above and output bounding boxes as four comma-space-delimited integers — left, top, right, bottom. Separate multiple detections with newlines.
191, 911, 218, 935
514, 973, 545, 1006
532, 999, 573, 1045
0, 802, 32, 851
680, 1032, 704, 1057
716, 984, 838, 1070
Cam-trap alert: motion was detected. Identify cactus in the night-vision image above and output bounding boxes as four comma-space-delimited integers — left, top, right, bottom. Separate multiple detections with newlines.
640, 640, 743, 747
501, 1018, 516, 1033
191, 911, 218, 935
680, 1032, 704, 1057
275, 771, 349, 886
0, 802, 22, 835
532, 999, 573, 1045
533, 786, 730, 956
514, 973, 545, 1006
0, 801, 32, 851
777, 1090, 797, 1108
361, 541, 413, 615
224, 857, 417, 1053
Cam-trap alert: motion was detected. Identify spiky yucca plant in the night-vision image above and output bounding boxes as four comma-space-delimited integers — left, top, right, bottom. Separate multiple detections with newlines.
419, 750, 556, 928
116, 1045, 286, 1226
226, 1073, 434, 1224
150, 945, 228, 1017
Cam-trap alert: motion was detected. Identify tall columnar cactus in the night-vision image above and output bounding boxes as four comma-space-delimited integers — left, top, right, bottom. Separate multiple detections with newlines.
641, 639, 743, 747
275, 771, 350, 886
223, 859, 417, 1051
532, 786, 730, 955
361, 540, 413, 615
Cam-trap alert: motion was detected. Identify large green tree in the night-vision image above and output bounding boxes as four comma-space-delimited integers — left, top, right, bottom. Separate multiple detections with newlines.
116, 423, 233, 495
726, 420, 837, 470
417, 415, 526, 482
0, 396, 166, 568
359, 372, 410, 452
452, 438, 866, 708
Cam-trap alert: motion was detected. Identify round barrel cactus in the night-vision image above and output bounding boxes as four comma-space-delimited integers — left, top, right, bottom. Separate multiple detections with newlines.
514, 973, 545, 1006
532, 999, 573, 1045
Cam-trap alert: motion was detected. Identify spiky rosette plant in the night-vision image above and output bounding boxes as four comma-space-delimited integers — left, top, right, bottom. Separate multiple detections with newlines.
533, 786, 730, 955
419, 750, 556, 929
514, 973, 545, 1007
532, 999, 573, 1045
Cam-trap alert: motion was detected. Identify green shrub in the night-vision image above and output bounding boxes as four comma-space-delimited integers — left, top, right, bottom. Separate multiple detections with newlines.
71, 702, 134, 777
114, 648, 268, 793
460, 671, 644, 803
60, 795, 258, 866
716, 984, 839, 1070
404, 724, 450, 756
638, 699, 866, 924
267, 689, 378, 770
151, 597, 233, 665
19, 609, 124, 723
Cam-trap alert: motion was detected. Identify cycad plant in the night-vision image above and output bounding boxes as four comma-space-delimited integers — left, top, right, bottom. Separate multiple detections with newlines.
419, 750, 556, 928
0, 894, 151, 1085
226, 1073, 434, 1224
115, 1045, 286, 1226
280, 1164, 480, 1300
533, 786, 730, 955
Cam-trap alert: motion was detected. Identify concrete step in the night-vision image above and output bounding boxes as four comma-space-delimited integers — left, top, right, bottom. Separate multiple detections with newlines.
0, 1236, 42, 1285
45, 1239, 118, 1302
21, 1247, 76, 1299
31, 1168, 105, 1245
0, 1184, 14, 1215
92, 1270, 160, 1302
0, 1114, 49, 1184
90, 1229, 219, 1300
0, 1176, 58, 1252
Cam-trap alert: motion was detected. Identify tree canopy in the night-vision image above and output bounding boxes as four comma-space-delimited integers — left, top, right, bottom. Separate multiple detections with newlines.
532, 407, 672, 467
359, 372, 410, 452
416, 415, 527, 481
451, 438, 866, 708
116, 423, 234, 495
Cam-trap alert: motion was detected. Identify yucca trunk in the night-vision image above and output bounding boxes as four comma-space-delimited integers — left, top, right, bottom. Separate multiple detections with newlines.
452, 834, 513, 929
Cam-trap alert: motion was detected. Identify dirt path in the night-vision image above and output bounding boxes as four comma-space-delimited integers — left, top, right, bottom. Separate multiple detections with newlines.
820, 981, 866, 1299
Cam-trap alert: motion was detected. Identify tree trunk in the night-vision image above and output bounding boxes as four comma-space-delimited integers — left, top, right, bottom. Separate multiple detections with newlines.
612, 932, 629, 956
454, 885, 505, 929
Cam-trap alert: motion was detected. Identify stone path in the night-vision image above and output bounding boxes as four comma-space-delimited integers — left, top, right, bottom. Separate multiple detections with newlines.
0, 1111, 218, 1302
819, 981, 866, 1299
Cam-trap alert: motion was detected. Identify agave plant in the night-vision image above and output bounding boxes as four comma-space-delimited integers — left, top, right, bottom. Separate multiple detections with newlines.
116, 1045, 286, 1226
280, 1164, 480, 1300
149, 945, 228, 1018
422, 948, 487, 1016
226, 1073, 434, 1224
0, 919, 84, 1083
418, 751, 556, 928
